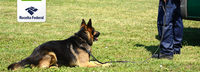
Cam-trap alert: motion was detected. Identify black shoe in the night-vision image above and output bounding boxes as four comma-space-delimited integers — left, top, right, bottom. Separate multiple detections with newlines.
152, 53, 173, 60
174, 52, 180, 54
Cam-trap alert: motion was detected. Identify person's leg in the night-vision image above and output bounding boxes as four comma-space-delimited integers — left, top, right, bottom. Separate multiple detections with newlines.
173, 17, 183, 54
157, 0, 176, 56
159, 22, 174, 56
172, 0, 183, 54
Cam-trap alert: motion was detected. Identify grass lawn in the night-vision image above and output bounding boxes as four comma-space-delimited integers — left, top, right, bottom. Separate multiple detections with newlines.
0, 0, 200, 71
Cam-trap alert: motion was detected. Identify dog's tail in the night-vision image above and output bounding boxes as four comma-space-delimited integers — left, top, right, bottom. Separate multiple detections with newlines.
7, 57, 30, 70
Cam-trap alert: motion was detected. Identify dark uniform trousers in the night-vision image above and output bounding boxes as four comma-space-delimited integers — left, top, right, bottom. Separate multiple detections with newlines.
157, 0, 183, 56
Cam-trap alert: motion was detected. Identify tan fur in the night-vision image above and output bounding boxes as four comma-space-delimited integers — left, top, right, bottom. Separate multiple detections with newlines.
69, 45, 79, 66
75, 46, 110, 67
31, 52, 57, 68
86, 31, 92, 41
48, 52, 57, 66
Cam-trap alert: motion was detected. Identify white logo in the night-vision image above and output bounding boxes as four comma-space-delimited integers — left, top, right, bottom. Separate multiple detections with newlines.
17, 0, 46, 22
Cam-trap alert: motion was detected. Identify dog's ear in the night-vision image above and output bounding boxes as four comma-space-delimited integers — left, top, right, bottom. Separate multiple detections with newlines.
87, 19, 92, 29
81, 19, 86, 28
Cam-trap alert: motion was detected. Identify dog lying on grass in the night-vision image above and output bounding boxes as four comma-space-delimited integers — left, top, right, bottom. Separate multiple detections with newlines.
8, 19, 110, 70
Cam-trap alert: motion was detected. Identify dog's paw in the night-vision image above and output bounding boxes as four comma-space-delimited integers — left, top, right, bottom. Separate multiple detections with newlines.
90, 61, 100, 64
102, 63, 111, 67
49, 66, 59, 69
89, 61, 111, 67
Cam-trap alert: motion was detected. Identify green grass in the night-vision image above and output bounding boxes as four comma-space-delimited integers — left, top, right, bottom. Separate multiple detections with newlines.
0, 0, 200, 71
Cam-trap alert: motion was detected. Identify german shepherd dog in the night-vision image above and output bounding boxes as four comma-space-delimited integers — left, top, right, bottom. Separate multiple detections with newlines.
8, 19, 110, 70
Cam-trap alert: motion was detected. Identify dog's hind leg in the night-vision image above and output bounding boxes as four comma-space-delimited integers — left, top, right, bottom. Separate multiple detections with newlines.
37, 52, 57, 68
49, 52, 58, 68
